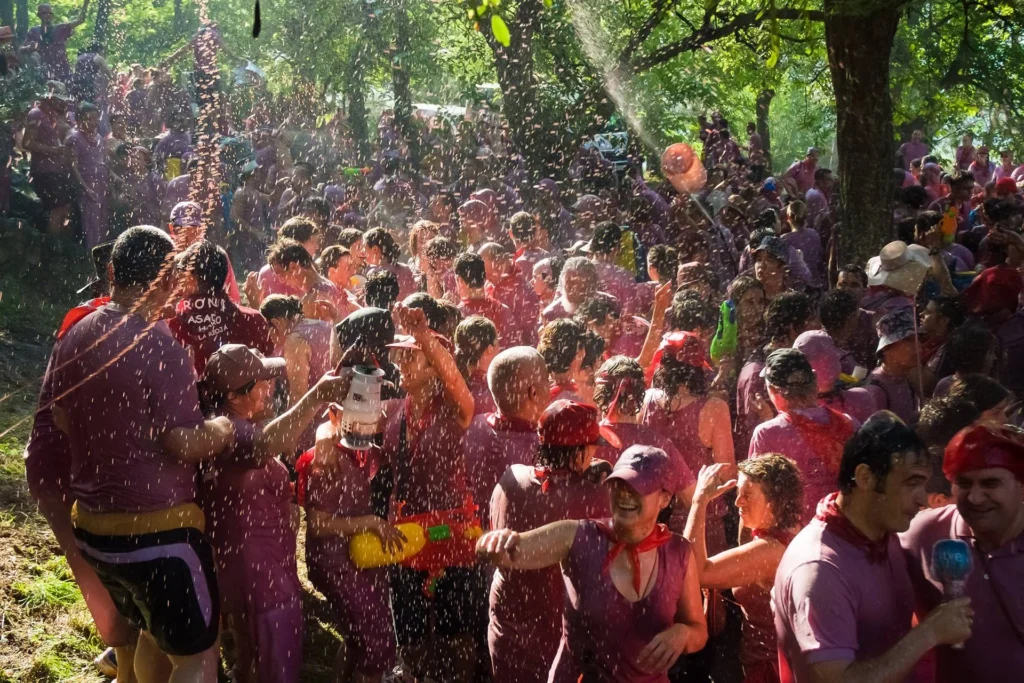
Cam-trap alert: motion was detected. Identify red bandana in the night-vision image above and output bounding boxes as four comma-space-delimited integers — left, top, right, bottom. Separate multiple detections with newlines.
814, 493, 890, 564
532, 466, 572, 493
784, 409, 854, 476
487, 412, 536, 433
550, 380, 579, 401
594, 520, 673, 595
57, 297, 111, 340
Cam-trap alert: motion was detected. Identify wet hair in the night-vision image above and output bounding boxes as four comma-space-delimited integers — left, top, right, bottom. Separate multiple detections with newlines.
364, 269, 400, 310
668, 293, 717, 332
813, 167, 832, 183
763, 291, 813, 342
403, 292, 447, 332
737, 454, 804, 531
538, 319, 585, 373
580, 331, 606, 372
574, 296, 620, 327
819, 289, 859, 336
653, 354, 708, 397
928, 295, 965, 329
316, 245, 350, 276
593, 356, 645, 416
945, 324, 996, 374
437, 302, 462, 338
901, 185, 931, 210
727, 276, 765, 306
293, 161, 314, 177
454, 315, 498, 379
454, 252, 488, 289
984, 198, 1017, 223
259, 294, 302, 322
364, 227, 401, 262
839, 264, 868, 288
647, 245, 678, 282
425, 236, 459, 261
787, 201, 808, 226
279, 217, 318, 244
509, 211, 536, 241
838, 413, 927, 494
917, 395, 982, 450
301, 196, 331, 222
536, 444, 586, 470
590, 221, 622, 255
895, 218, 918, 245
111, 226, 175, 289
267, 239, 314, 270
337, 228, 365, 249
947, 373, 1010, 413
179, 240, 228, 292
409, 220, 440, 257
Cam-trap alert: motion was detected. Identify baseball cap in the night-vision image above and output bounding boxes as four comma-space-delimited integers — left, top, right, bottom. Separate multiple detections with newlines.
170, 201, 203, 228
760, 348, 815, 389
875, 308, 917, 353
752, 234, 789, 265
203, 344, 285, 393
538, 400, 614, 448
606, 445, 679, 496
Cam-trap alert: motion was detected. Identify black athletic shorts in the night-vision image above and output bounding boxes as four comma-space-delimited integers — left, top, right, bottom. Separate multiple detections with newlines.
72, 503, 220, 657
389, 565, 488, 646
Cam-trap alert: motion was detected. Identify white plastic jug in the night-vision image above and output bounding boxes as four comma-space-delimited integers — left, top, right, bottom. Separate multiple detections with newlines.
340, 364, 385, 450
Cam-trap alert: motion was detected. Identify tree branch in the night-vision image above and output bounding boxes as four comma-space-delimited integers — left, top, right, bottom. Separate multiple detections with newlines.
618, 0, 677, 65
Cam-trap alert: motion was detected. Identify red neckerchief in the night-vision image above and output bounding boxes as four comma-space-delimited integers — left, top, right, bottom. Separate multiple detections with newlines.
56, 297, 111, 340
550, 380, 579, 401
594, 520, 674, 595
814, 492, 890, 564
752, 527, 796, 546
783, 408, 853, 476
532, 466, 572, 493
486, 411, 536, 433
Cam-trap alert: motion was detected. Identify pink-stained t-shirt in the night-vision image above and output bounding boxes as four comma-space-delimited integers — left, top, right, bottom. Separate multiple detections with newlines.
468, 373, 497, 417
593, 261, 640, 316
515, 247, 550, 274
736, 357, 770, 461
458, 296, 512, 343
24, 345, 73, 501
782, 229, 823, 287
488, 465, 609, 683
899, 505, 1024, 683
774, 518, 916, 683
26, 23, 75, 81
749, 408, 857, 523
463, 413, 538, 530
865, 369, 918, 426
785, 160, 817, 194
820, 388, 877, 426
52, 305, 205, 513
549, 520, 692, 683
487, 270, 541, 347
607, 318, 649, 359
199, 417, 299, 614
898, 141, 930, 169
380, 396, 469, 515
370, 261, 418, 303
26, 107, 66, 174
168, 293, 274, 376
257, 263, 303, 298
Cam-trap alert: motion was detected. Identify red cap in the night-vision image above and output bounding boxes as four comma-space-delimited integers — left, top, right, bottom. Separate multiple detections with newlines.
539, 400, 615, 447
944, 422, 1024, 483
996, 177, 1018, 195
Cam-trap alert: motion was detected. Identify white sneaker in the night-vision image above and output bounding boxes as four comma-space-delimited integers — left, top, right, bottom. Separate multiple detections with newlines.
94, 647, 117, 678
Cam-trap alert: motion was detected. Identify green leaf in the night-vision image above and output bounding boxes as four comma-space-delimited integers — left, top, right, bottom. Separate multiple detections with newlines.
491, 14, 511, 47
543, 0, 553, 7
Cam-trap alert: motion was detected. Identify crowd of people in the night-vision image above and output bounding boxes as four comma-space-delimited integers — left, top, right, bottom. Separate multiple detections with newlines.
3, 5, 1024, 683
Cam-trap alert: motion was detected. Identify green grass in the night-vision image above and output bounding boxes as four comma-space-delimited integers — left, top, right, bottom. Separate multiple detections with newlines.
11, 557, 83, 613
25, 652, 79, 683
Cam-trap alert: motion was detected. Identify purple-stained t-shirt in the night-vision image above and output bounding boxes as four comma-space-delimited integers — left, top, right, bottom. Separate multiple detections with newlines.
24, 345, 73, 501
257, 263, 303, 298
607, 319, 649, 359
463, 414, 538, 531
26, 23, 75, 81
993, 312, 1024, 396
749, 408, 858, 523
774, 518, 916, 683
488, 464, 608, 683
52, 305, 205, 513
549, 520, 692, 683
458, 296, 512, 342
782, 229, 823, 287
593, 261, 639, 316
289, 318, 333, 448
866, 368, 918, 426
542, 291, 619, 324
26, 107, 65, 174
162, 173, 191, 221
488, 270, 541, 348
67, 129, 107, 188
969, 160, 996, 188
899, 141, 930, 168
153, 130, 193, 171
861, 287, 914, 317
820, 387, 877, 426
899, 505, 1024, 683
785, 160, 817, 194
735, 358, 770, 461
805, 187, 830, 235
380, 396, 469, 515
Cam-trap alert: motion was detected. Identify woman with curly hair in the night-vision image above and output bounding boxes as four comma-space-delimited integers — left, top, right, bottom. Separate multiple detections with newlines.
684, 455, 804, 683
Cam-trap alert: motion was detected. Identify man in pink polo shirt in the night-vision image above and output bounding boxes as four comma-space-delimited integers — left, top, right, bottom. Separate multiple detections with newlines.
463, 347, 550, 529
774, 412, 973, 683
899, 422, 1024, 682
481, 242, 541, 347
454, 251, 512, 342
784, 147, 820, 195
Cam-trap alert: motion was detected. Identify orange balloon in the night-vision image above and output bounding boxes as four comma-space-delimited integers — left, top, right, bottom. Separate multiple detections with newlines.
662, 143, 707, 194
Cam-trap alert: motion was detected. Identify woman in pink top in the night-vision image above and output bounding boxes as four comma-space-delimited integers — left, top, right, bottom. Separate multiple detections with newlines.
455, 315, 500, 415
641, 332, 735, 555
684, 456, 804, 683
477, 446, 708, 682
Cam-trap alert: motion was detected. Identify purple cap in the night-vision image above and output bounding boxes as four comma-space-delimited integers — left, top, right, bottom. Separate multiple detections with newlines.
170, 201, 203, 228
793, 330, 842, 393
606, 445, 678, 496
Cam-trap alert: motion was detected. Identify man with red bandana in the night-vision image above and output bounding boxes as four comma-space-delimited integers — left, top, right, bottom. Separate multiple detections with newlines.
900, 422, 1024, 682
962, 263, 1024, 394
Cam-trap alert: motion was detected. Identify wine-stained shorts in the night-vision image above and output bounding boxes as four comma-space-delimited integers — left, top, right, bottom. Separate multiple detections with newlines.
72, 502, 220, 657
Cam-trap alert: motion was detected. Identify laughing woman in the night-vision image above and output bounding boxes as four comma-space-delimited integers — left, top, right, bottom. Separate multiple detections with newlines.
476, 445, 708, 682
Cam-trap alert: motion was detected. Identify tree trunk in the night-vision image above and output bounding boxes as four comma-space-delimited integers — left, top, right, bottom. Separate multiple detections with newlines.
93, 0, 111, 45
1, 0, 13, 37
15, 0, 27, 40
390, 0, 416, 162
173, 0, 184, 36
824, 0, 902, 264
756, 88, 775, 171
